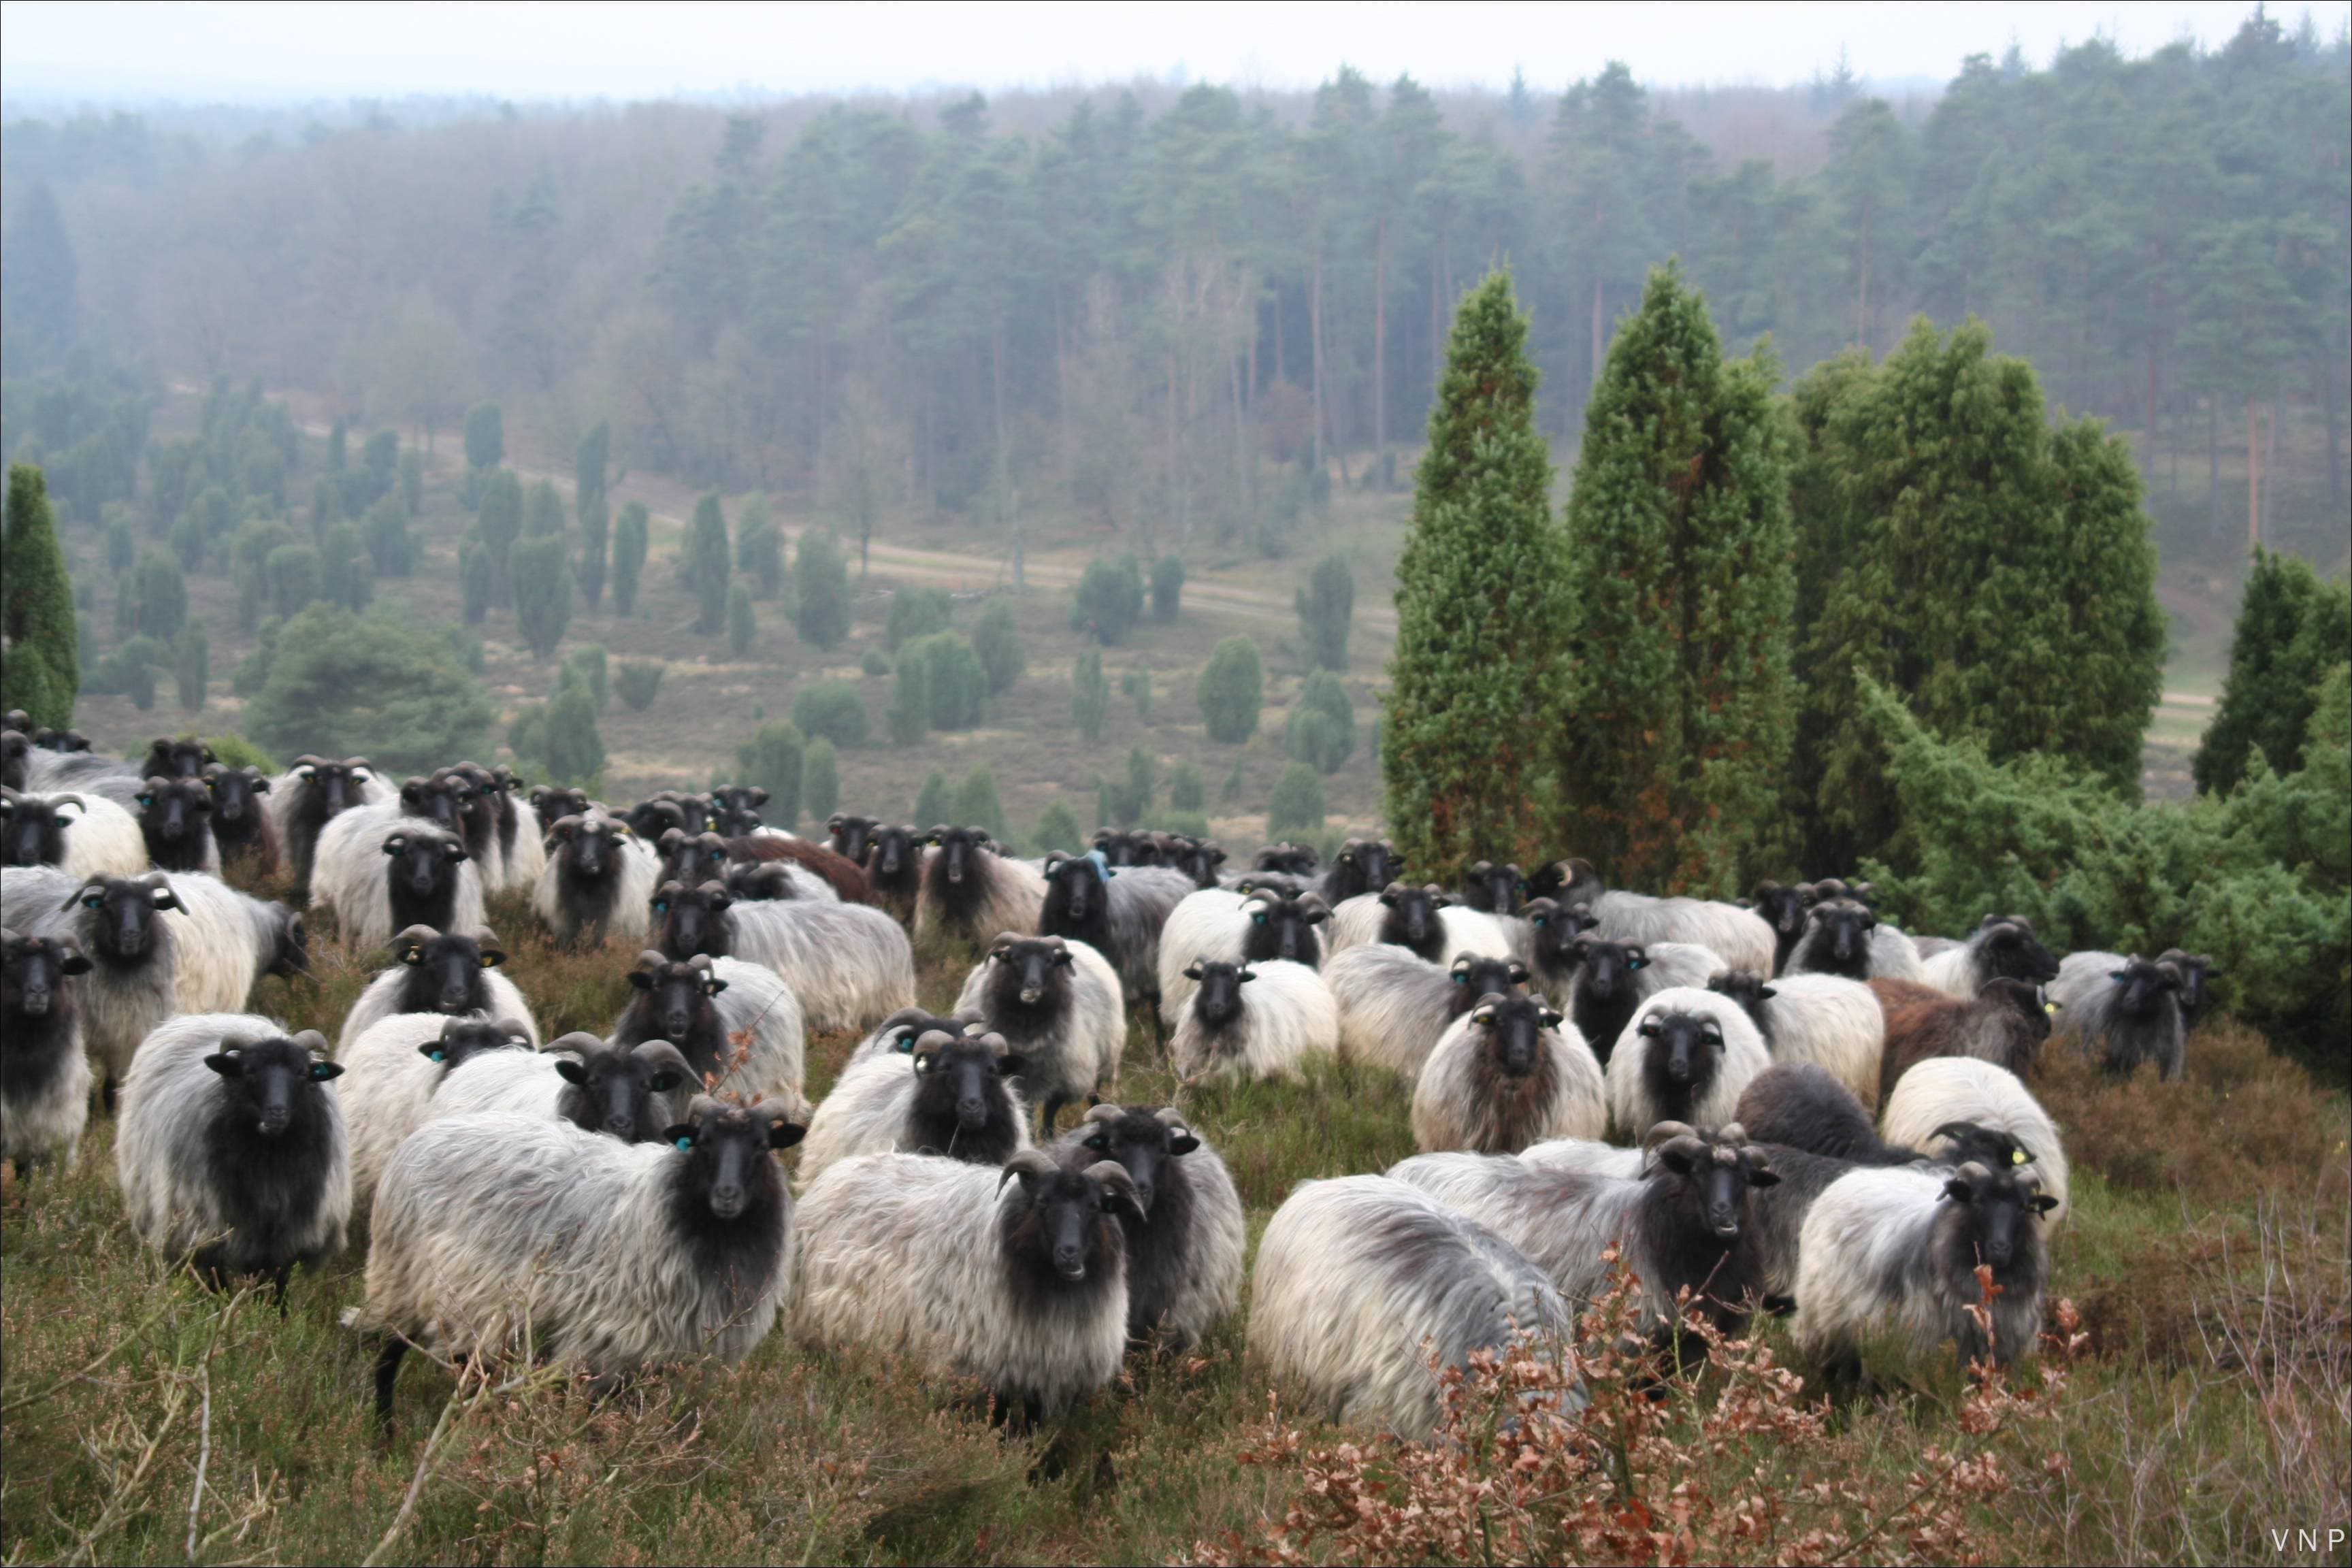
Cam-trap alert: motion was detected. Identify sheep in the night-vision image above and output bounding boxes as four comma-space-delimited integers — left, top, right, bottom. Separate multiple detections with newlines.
791, 1147, 1141, 1421
2157, 948, 2217, 1029
0, 732, 28, 792
312, 803, 483, 955
844, 1004, 984, 1066
1054, 1105, 1245, 1346
1166, 835, 1228, 889
1784, 898, 1925, 981
1791, 1160, 2056, 1377
1038, 851, 1194, 1017
1250, 1175, 1577, 1439
652, 880, 915, 1032
1156, 884, 1330, 1026
1704, 968, 1886, 1107
796, 1028, 1030, 1184
1873, 977, 2051, 1102
723, 860, 805, 902
1736, 1061, 1933, 1166
533, 810, 659, 947
1326, 881, 1452, 962
1392, 1122, 1778, 1337
201, 764, 279, 877
2046, 951, 2185, 1081
22, 745, 144, 807
1317, 837, 1403, 905
623, 795, 698, 843
1547, 858, 1776, 977
913, 825, 1047, 947
855, 822, 925, 913
1518, 896, 1600, 990
268, 755, 390, 898
1880, 1056, 2071, 1224
160, 871, 306, 1014
4, 868, 184, 1098
1460, 860, 1528, 915
3, 787, 148, 879
1252, 841, 1320, 878
612, 950, 806, 1115
1092, 828, 1173, 867
1918, 915, 2063, 999
139, 737, 214, 779
135, 774, 219, 874
358, 1096, 803, 1416
1411, 992, 1604, 1154
340, 1013, 534, 1217
427, 1032, 698, 1143
1605, 986, 1772, 1138
527, 784, 594, 834
824, 813, 878, 866
706, 784, 767, 836
1559, 934, 1722, 1068
953, 933, 1126, 1133
1169, 958, 1339, 1083
484, 766, 544, 892
335, 924, 539, 1057
657, 827, 735, 890
1, 928, 94, 1170
1742, 879, 1811, 974
115, 1014, 348, 1296
727, 832, 867, 902
1327, 943, 1531, 1081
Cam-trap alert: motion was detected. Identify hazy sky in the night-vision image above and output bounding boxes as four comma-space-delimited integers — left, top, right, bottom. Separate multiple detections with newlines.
1, 0, 2336, 107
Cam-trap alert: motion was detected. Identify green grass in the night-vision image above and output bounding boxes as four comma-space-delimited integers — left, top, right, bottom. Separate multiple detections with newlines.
3, 911, 2345, 1565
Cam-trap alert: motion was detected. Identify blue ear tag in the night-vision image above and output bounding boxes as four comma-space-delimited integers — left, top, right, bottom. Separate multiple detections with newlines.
674, 1137, 695, 1152
428, 1049, 446, 1062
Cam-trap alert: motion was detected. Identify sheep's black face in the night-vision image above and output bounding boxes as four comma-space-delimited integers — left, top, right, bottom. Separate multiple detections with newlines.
934, 827, 989, 885
1043, 854, 1106, 924
1746, 881, 1807, 941
1, 795, 66, 866
1242, 894, 1326, 967
1186, 960, 1252, 1030
827, 814, 877, 866
35, 728, 93, 753
912, 1039, 1020, 1132
1448, 955, 1529, 1018
1942, 1163, 2055, 1272
1172, 839, 1226, 888
1978, 918, 2061, 985
625, 798, 692, 841
1705, 970, 1776, 1030
1473, 994, 1557, 1077
1009, 1166, 1127, 1282
1075, 1111, 1197, 1215
1656, 1136, 1778, 1242
382, 832, 465, 901
556, 1045, 690, 1141
869, 826, 918, 883
74, 877, 180, 961
723, 862, 797, 902
1350, 840, 1399, 894
660, 830, 732, 889
396, 930, 498, 1013
301, 760, 372, 818
993, 937, 1073, 1009
1253, 842, 1318, 876
667, 1102, 801, 1220
0, 733, 28, 791
419, 1017, 529, 1072
1638, 1009, 1722, 1094
137, 777, 213, 863
630, 960, 721, 1043
531, 786, 593, 833
1463, 861, 1526, 916
204, 765, 267, 827
653, 883, 730, 961
1093, 830, 1144, 867
3, 934, 89, 1019
1522, 898, 1597, 970
710, 786, 767, 837
140, 738, 212, 779
398, 774, 467, 830
1573, 938, 1648, 1001
2158, 950, 2215, 1019
1804, 900, 1876, 975
204, 1035, 338, 1138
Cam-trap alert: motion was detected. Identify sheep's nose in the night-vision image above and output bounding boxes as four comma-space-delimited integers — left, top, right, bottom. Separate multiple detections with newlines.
604, 1113, 635, 1136
257, 1111, 289, 1137
18, 990, 50, 1016
1019, 985, 1043, 1005
1985, 1240, 2012, 1267
1710, 1213, 1740, 1239
708, 1186, 745, 1220
956, 1097, 989, 1128
1053, 1246, 1085, 1279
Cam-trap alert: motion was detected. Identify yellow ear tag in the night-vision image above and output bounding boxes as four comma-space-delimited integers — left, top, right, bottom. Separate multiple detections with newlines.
2012, 1149, 2027, 1166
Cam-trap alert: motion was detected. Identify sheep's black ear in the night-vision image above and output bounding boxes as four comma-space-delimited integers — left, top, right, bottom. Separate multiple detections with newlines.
1183, 962, 1204, 980
626, 969, 656, 990
308, 1060, 344, 1081
994, 1051, 1026, 1077
555, 1058, 590, 1085
1941, 1175, 1976, 1204
663, 1124, 696, 1149
1745, 1165, 1780, 1188
1237, 968, 1257, 982
704, 976, 728, 995
2028, 1192, 2059, 1215
59, 950, 93, 976
418, 1041, 447, 1061
444, 841, 468, 860
478, 947, 506, 968
202, 1051, 244, 1077
648, 1069, 685, 1092
382, 835, 406, 855
1654, 1141, 1699, 1175
1169, 1131, 1201, 1156
767, 1120, 805, 1149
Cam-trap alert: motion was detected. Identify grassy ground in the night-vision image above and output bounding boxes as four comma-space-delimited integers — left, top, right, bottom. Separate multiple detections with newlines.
3, 896, 2345, 1565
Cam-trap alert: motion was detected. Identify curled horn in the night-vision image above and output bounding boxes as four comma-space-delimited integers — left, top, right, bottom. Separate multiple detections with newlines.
1085, 1158, 1144, 1215
988, 930, 1024, 957
632, 948, 670, 973
1083, 1103, 1126, 1126
872, 1006, 938, 1035
998, 1147, 1061, 1188
1641, 1120, 1699, 1154
290, 1029, 331, 1057
1716, 1122, 1748, 1145
632, 1038, 696, 1078
1153, 1106, 1192, 1134
910, 1028, 961, 1056
683, 1092, 725, 1124
48, 791, 85, 819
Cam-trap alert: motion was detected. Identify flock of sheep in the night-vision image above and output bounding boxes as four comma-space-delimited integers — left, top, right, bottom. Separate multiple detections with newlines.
1, 715, 2214, 1438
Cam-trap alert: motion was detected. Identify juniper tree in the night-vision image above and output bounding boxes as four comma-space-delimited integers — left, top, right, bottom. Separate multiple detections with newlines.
685, 493, 732, 634
1, 465, 78, 725
476, 469, 523, 607
174, 620, 207, 712
2194, 549, 2351, 795
912, 768, 952, 827
510, 534, 573, 657
1382, 273, 1565, 875
611, 502, 649, 616
801, 737, 839, 824
1295, 555, 1355, 672
1072, 649, 1109, 742
133, 545, 188, 644
953, 765, 1006, 841
1196, 636, 1263, 744
1558, 265, 1795, 894
973, 599, 1025, 693
735, 723, 804, 823
794, 532, 851, 649
727, 580, 756, 655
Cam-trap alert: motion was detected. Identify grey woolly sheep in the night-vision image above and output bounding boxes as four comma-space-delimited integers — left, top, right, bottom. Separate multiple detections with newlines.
22, 746, 143, 807
312, 802, 483, 956
611, 949, 806, 1115
341, 1013, 534, 1217
1169, 958, 1338, 1083
1547, 858, 1776, 977
913, 825, 1048, 946
116, 1013, 349, 1297
1324, 881, 1452, 963
1, 787, 146, 879
796, 1028, 1032, 1184
3, 866, 185, 1097
427, 1032, 697, 1144
336, 924, 539, 1058
1249, 1175, 1578, 1440
160, 870, 306, 1015
1038, 852, 1194, 1019
1918, 915, 2062, 998
1326, 943, 1530, 1081
1, 928, 94, 1170
953, 933, 1126, 1133
1705, 968, 1886, 1107
1791, 1160, 2056, 1377
1155, 884, 1330, 1026
1605, 987, 1772, 1137
1872, 977, 2051, 1102
792, 1147, 1142, 1422
268, 755, 390, 898
843, 1005, 985, 1066
1411, 992, 1604, 1154
533, 811, 660, 947
2048, 951, 2187, 1081
1880, 1056, 2070, 1224
653, 880, 916, 1032
357, 1096, 804, 1417
1055, 1104, 1246, 1346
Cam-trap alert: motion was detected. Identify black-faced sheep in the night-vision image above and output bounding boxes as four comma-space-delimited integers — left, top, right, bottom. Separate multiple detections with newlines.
1742, 880, 1810, 974
427, 1033, 697, 1144
1791, 1159, 2056, 1377
201, 763, 278, 876
0, 730, 27, 792
1605, 986, 1773, 1138
116, 1014, 348, 1296
727, 833, 865, 902
1705, 968, 1886, 1107
1326, 943, 1529, 1081
312, 804, 483, 955
1250, 1175, 1577, 1439
1872, 977, 2051, 1102
1038, 851, 1194, 1019
1558, 934, 1722, 1068
1784, 898, 1925, 981
843, 1004, 984, 1066
1326, 880, 1451, 962
1, 928, 93, 1170
3, 867, 185, 1100
2048, 951, 2186, 1081
1166, 835, 1228, 889
1252, 841, 1320, 878
651, 879, 915, 1032
1880, 1056, 2071, 1223
1156, 884, 1330, 1026
1918, 914, 2063, 998
1460, 860, 1528, 915
1318, 838, 1403, 905
953, 934, 1126, 1133
138, 737, 214, 779
1169, 958, 1339, 1083
791, 1147, 1141, 1422
611, 950, 806, 1114
797, 1028, 1030, 1183
622, 795, 698, 843
2157, 948, 2217, 1028
340, 1013, 534, 1217
1545, 858, 1776, 977
825, 814, 877, 864
357, 1096, 803, 1417
1518, 896, 1600, 991
135, 774, 218, 873
1411, 992, 1604, 1154
657, 827, 734, 891
2, 787, 148, 879
528, 784, 595, 834
913, 825, 1047, 947
532, 811, 659, 947
269, 755, 389, 898
1055, 1105, 1246, 1346
336, 924, 538, 1056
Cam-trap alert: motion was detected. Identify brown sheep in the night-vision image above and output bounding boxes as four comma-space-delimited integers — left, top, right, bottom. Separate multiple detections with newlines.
1872, 977, 2050, 1106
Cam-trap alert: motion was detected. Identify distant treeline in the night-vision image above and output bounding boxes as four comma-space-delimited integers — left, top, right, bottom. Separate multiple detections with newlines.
2, 12, 2344, 559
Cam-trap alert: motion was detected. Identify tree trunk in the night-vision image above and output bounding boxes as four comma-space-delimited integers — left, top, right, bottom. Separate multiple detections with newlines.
1309, 243, 1326, 472
2206, 399, 2220, 538
2142, 255, 2162, 483
2247, 397, 2261, 550
1855, 200, 1872, 350
1589, 273, 1605, 405
1373, 209, 1388, 491
2324, 344, 2345, 508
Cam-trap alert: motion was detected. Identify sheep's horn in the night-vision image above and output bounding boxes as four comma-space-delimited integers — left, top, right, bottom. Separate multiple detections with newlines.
998, 1148, 1060, 1188
910, 1029, 960, 1054
632, 949, 670, 972
1153, 1106, 1191, 1131
1086, 1159, 1144, 1215
1641, 1120, 1699, 1153
1083, 1104, 1126, 1125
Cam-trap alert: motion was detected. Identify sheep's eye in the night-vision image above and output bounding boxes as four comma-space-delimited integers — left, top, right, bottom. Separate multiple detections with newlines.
1251, 913, 1267, 925
1638, 1021, 1661, 1036
674, 1137, 695, 1152
1452, 973, 1467, 985
1084, 1134, 1108, 1151
653, 900, 670, 913
1703, 1029, 1723, 1046
479, 955, 496, 967
913, 1056, 933, 1073
136, 795, 153, 807
82, 894, 103, 909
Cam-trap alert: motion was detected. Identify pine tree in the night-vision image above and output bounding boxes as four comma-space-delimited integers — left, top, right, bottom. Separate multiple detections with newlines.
1295, 555, 1355, 671
1072, 649, 1109, 742
611, 502, 649, 617
1558, 264, 1795, 894
1196, 636, 1264, 743
1284, 669, 1356, 774
174, 619, 208, 712
2195, 549, 2352, 795
685, 493, 731, 634
1383, 273, 1565, 875
1, 465, 78, 726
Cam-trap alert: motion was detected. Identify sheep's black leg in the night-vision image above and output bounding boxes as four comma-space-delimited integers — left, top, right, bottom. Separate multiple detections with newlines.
373, 1337, 408, 1421
1040, 1094, 1066, 1139
272, 1265, 293, 1315
101, 1077, 118, 1116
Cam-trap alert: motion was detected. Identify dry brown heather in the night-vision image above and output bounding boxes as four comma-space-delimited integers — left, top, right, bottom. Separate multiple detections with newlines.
1, 888, 2345, 1566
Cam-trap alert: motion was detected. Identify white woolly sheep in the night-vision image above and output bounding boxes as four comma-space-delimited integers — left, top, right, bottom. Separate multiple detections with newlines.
1, 787, 146, 879
267, 755, 390, 898
1324, 881, 1453, 963
1550, 858, 1776, 977
1054, 1105, 1245, 1347
653, 880, 916, 1032
336, 924, 540, 1058
913, 825, 1048, 947
116, 1013, 350, 1296
340, 1013, 535, 1218
1705, 969, 1886, 1107
1037, 852, 1194, 1019
161, 871, 306, 1015
1791, 1159, 2056, 1377
1326, 944, 1529, 1081
611, 950, 806, 1115
2048, 951, 2187, 1081
843, 1005, 985, 1066
23, 745, 143, 806
1605, 986, 1771, 1137
1411, 992, 1604, 1154
1556, 934, 1723, 1068
953, 934, 1126, 1132
312, 802, 484, 955
1880, 1056, 2070, 1224
355, 1096, 803, 1418
1169, 958, 1338, 1083
1249, 1175, 1578, 1439
1155, 883, 1329, 1026
791, 1147, 1142, 1422
426, 1032, 698, 1144
796, 1028, 1032, 1186
1, 928, 94, 1170
533, 811, 660, 947
4, 866, 185, 1096
1918, 914, 2063, 999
